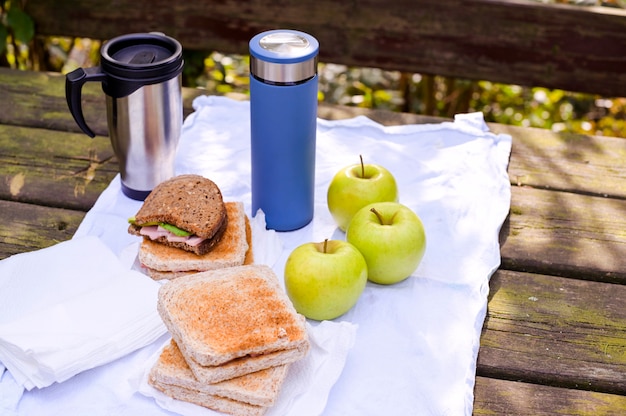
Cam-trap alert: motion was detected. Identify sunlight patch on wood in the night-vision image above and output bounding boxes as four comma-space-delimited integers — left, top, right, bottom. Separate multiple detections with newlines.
9, 172, 26, 196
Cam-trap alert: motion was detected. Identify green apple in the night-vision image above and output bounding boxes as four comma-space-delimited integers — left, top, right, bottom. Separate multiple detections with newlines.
284, 239, 368, 321
327, 155, 398, 231
346, 201, 426, 285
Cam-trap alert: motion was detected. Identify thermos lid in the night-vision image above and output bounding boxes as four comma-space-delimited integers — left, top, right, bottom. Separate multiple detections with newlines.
249, 29, 319, 84
100, 32, 183, 82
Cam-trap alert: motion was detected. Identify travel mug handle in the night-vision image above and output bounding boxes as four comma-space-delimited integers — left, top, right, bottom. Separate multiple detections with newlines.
65, 67, 107, 138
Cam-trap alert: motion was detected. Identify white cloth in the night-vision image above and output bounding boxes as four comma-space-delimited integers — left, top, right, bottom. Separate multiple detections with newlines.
1, 96, 512, 416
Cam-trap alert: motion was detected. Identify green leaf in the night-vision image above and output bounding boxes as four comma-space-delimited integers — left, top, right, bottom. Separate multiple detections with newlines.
128, 217, 192, 236
159, 223, 191, 237
7, 8, 34, 44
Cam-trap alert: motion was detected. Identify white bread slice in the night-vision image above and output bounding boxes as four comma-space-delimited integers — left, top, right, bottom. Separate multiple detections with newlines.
149, 339, 289, 407
185, 341, 307, 384
150, 380, 268, 416
157, 264, 309, 367
139, 201, 251, 280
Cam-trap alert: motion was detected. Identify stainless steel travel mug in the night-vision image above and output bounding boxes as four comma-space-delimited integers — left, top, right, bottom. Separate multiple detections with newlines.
65, 32, 184, 200
249, 29, 319, 231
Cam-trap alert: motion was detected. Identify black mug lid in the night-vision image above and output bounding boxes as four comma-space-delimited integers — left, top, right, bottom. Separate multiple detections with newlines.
100, 32, 183, 81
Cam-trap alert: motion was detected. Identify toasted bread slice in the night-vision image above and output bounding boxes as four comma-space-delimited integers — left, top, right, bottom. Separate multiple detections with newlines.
140, 202, 250, 280
128, 174, 227, 255
149, 339, 289, 407
157, 264, 309, 367
150, 381, 268, 416
185, 340, 307, 384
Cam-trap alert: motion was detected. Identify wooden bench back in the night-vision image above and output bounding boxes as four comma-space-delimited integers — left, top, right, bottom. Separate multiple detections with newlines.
25, 0, 626, 97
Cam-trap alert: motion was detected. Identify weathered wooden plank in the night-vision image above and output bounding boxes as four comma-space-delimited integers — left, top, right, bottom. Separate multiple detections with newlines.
0, 123, 117, 211
473, 376, 626, 415
0, 68, 233, 136
24, 0, 626, 97
501, 186, 626, 283
478, 270, 626, 394
490, 123, 626, 200
0, 200, 85, 259
0, 69, 108, 136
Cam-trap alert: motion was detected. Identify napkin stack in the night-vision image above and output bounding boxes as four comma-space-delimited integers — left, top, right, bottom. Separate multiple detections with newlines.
0, 236, 166, 390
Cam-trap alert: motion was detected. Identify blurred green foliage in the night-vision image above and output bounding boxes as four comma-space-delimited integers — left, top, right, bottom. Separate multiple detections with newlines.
0, 0, 34, 69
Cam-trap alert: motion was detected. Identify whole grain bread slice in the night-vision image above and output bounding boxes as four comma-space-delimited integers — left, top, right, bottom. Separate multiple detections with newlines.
128, 174, 227, 255
149, 339, 290, 407
139, 202, 251, 279
157, 264, 309, 367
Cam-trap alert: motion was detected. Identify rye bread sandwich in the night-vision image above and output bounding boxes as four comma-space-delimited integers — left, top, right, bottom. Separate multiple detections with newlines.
139, 201, 252, 280
128, 174, 227, 256
149, 339, 289, 411
157, 264, 310, 368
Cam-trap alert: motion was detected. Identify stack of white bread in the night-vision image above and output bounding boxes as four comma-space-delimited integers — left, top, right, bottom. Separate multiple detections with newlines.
148, 264, 310, 415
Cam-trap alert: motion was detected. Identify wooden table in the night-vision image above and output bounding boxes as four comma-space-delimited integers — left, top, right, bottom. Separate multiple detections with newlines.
1, 67, 625, 415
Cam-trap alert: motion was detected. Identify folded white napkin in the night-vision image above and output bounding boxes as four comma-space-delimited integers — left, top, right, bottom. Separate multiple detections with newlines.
0, 236, 167, 390
138, 320, 357, 416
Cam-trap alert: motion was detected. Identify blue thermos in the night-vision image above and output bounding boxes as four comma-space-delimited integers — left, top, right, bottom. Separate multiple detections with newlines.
249, 29, 319, 231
